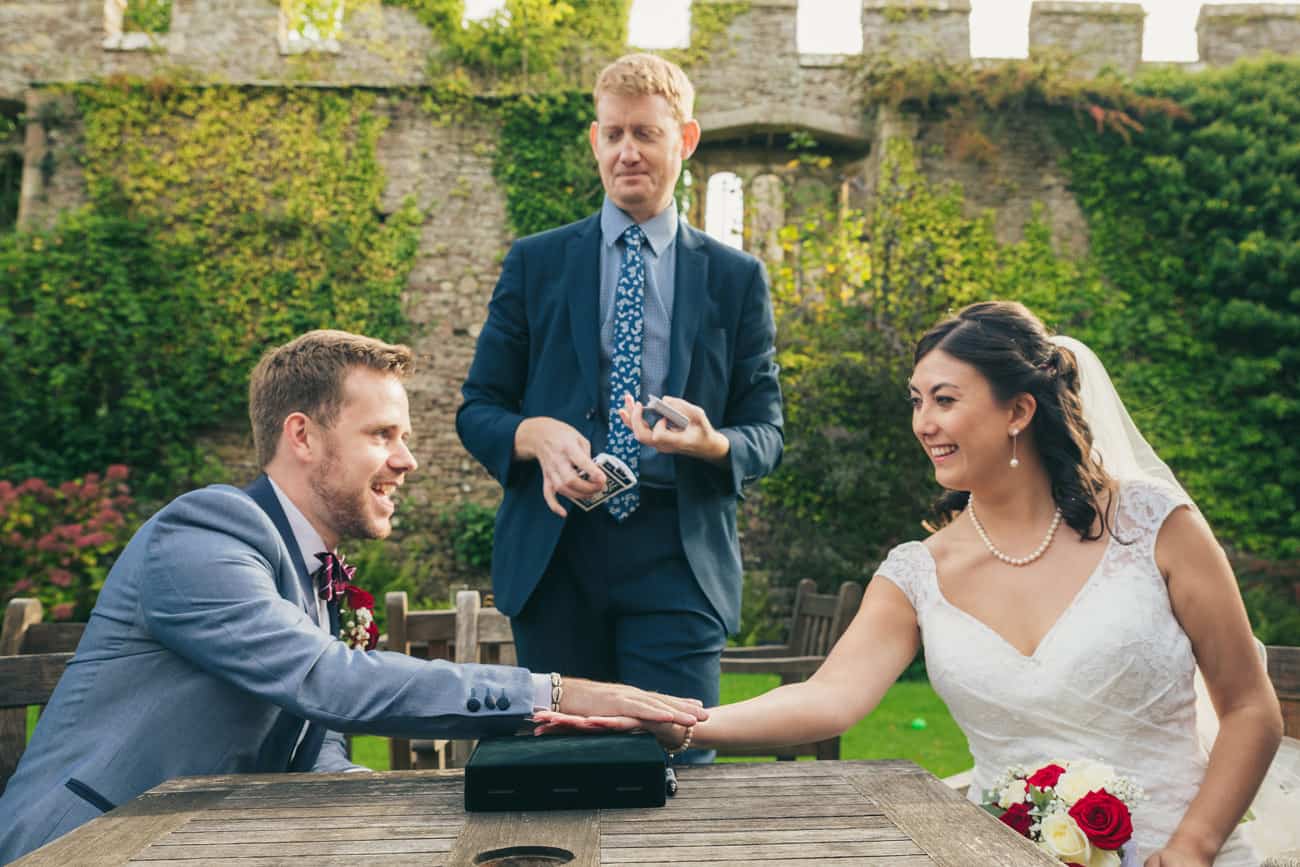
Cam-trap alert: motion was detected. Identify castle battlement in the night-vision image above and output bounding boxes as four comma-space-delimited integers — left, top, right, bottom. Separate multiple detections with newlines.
2, 0, 1298, 106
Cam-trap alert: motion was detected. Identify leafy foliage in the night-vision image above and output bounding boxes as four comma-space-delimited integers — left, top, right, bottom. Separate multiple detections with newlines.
1061, 56, 1300, 557
1, 467, 138, 620
122, 0, 173, 34
858, 53, 1189, 146
387, 0, 629, 92
494, 91, 604, 235
0, 81, 421, 486
749, 140, 1120, 588
1238, 554, 1300, 646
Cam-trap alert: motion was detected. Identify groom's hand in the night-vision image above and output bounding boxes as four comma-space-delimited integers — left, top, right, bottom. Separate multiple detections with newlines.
514, 417, 606, 517
558, 678, 707, 727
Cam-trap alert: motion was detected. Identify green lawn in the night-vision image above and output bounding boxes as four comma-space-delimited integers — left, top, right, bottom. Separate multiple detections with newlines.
27, 675, 972, 778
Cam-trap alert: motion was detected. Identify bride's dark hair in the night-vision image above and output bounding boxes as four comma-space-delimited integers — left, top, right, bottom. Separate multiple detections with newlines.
915, 300, 1114, 540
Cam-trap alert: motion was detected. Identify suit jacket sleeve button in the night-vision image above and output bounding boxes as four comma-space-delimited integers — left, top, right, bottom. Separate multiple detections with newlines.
496, 691, 510, 711
467, 689, 481, 712
484, 689, 496, 710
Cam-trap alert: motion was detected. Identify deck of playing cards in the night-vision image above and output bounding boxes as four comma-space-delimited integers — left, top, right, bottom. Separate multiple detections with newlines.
572, 452, 637, 511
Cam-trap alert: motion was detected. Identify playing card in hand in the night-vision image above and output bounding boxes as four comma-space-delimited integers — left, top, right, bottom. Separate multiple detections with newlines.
571, 453, 638, 511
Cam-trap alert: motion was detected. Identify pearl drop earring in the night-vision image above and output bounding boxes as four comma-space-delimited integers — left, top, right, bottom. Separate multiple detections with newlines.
1009, 428, 1020, 468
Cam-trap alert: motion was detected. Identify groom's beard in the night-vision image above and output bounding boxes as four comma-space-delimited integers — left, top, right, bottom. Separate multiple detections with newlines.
308, 443, 385, 543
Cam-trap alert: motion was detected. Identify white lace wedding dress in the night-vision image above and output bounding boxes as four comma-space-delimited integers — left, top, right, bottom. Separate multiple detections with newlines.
877, 478, 1259, 865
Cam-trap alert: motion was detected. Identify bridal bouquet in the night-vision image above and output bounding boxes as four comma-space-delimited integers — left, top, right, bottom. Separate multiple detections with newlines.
981, 760, 1144, 867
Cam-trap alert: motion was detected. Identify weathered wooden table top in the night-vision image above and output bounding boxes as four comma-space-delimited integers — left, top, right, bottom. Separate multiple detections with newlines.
14, 759, 1057, 866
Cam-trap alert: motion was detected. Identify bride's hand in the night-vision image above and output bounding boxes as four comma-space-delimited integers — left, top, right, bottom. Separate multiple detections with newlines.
529, 710, 640, 735
1144, 846, 1213, 867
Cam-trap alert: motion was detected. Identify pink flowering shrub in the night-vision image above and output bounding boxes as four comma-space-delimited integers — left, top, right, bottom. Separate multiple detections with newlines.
1, 465, 137, 620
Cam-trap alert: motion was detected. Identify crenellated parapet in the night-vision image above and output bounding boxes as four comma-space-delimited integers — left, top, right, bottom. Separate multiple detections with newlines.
861, 0, 971, 61
1029, 2, 1144, 76
1197, 4, 1300, 66
3, 0, 1300, 104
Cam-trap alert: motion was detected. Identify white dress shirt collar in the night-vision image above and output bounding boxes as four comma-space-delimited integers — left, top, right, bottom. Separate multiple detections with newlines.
267, 476, 329, 582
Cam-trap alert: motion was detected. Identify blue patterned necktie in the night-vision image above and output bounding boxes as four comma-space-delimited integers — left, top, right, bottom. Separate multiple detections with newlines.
606, 224, 645, 521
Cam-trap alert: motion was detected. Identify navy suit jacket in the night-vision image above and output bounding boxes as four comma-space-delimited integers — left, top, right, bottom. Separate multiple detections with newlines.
0, 476, 531, 864
457, 214, 784, 632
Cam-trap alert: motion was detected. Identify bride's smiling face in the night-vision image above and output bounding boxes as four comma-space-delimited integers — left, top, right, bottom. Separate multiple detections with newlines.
910, 349, 1017, 490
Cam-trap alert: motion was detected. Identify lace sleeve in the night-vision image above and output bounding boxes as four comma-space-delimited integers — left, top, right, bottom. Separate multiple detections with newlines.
1118, 478, 1194, 547
872, 541, 934, 613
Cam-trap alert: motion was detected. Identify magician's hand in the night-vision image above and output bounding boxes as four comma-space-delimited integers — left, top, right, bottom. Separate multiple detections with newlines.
514, 417, 605, 518
619, 395, 730, 465
531, 711, 695, 752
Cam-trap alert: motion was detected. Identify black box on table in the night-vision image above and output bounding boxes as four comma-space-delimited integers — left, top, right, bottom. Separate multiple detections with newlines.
464, 733, 666, 811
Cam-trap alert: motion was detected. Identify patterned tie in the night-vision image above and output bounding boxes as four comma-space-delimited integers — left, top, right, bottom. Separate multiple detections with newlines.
606, 224, 646, 521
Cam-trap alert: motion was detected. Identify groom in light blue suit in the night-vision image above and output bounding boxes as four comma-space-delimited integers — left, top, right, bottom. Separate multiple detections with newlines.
0, 330, 705, 864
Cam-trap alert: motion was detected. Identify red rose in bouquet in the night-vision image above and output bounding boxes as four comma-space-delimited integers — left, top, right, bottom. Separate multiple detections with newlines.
1027, 763, 1068, 789
999, 802, 1034, 836
1068, 789, 1133, 850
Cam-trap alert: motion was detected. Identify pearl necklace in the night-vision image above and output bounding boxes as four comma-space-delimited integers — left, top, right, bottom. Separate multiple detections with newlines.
967, 495, 1063, 567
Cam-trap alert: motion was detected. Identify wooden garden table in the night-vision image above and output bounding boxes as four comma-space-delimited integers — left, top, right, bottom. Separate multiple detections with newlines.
12, 759, 1058, 866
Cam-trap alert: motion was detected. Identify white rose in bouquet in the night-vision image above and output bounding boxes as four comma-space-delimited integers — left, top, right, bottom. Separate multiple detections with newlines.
1056, 760, 1116, 804
1040, 811, 1092, 864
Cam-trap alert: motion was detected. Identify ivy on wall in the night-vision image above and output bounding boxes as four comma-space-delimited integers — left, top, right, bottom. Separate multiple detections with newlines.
0, 81, 421, 485
123, 0, 173, 33
751, 139, 1123, 586
1061, 56, 1300, 558
493, 91, 604, 236
770, 54, 1300, 563
386, 0, 630, 92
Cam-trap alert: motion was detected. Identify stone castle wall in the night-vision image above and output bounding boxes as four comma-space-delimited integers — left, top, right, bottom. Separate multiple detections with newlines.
2, 0, 1297, 511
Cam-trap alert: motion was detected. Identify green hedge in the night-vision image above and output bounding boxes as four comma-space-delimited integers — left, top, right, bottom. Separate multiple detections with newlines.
748, 140, 1121, 587
1061, 56, 1300, 558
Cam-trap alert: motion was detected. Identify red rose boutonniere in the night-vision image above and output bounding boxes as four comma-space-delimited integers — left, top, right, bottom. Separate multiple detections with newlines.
316, 553, 379, 651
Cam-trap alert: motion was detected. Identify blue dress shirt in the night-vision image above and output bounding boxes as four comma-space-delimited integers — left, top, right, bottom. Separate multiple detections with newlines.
598, 197, 678, 487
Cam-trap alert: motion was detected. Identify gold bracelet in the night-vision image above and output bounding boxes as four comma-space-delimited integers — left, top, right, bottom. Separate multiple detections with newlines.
667, 725, 694, 757
550, 672, 563, 713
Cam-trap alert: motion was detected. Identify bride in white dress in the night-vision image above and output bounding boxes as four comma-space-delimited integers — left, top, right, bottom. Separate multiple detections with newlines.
546, 301, 1286, 866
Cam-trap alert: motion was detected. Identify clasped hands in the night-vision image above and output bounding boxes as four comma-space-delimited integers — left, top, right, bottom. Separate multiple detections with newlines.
515, 395, 729, 518
533, 677, 701, 751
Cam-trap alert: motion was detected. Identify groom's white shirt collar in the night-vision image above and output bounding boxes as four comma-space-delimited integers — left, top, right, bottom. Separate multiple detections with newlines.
264, 477, 553, 711
267, 476, 329, 626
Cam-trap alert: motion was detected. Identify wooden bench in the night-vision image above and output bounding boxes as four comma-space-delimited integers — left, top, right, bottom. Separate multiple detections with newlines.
384, 590, 516, 769
1, 598, 84, 792
719, 578, 863, 760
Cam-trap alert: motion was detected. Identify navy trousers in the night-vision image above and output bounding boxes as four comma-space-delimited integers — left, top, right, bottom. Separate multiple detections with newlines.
510, 487, 725, 763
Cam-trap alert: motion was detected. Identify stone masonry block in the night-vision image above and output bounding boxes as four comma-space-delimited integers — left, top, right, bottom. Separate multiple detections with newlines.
1029, 2, 1144, 76
862, 0, 971, 61
1197, 3, 1300, 66
691, 0, 801, 115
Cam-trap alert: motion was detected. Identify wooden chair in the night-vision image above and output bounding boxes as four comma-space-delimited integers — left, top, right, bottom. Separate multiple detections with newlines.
384, 590, 516, 770
719, 578, 864, 760
1260, 645, 1300, 867
1, 598, 84, 792
1266, 645, 1299, 740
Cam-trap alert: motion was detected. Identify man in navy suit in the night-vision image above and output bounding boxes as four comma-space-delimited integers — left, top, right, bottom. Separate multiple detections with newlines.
0, 330, 705, 863
458, 54, 784, 762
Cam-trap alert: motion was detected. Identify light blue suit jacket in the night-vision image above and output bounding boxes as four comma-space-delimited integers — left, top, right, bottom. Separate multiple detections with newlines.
457, 215, 784, 633
0, 477, 531, 863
